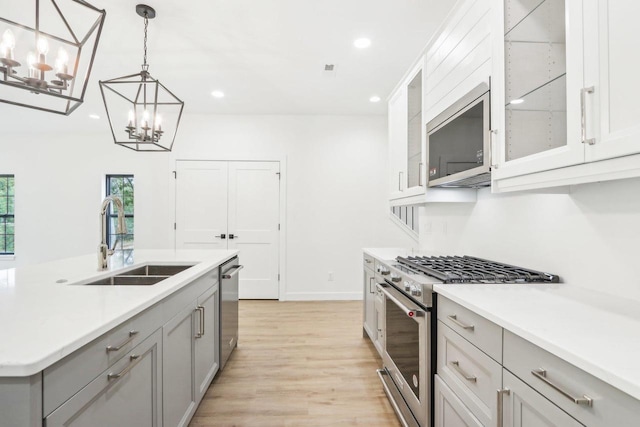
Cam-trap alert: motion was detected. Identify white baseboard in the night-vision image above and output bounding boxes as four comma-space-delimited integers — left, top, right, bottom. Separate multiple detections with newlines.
283, 292, 362, 301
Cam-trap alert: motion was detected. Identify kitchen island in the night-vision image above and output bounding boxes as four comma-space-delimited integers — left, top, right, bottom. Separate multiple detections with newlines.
0, 249, 238, 427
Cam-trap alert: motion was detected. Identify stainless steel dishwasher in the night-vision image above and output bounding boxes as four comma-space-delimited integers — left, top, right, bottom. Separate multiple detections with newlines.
219, 257, 242, 370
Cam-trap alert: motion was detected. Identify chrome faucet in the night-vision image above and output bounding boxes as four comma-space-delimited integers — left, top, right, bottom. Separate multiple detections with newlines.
98, 195, 127, 270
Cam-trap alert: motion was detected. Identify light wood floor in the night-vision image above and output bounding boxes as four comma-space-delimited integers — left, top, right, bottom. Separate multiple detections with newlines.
189, 300, 401, 427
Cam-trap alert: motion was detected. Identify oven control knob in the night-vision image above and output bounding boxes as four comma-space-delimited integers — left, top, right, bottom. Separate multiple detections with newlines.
404, 281, 411, 292
391, 274, 401, 283
411, 285, 422, 297
380, 267, 390, 276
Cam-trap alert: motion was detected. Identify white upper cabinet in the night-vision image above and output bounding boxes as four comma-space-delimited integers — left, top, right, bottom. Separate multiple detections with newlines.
583, 0, 640, 162
493, 0, 640, 191
389, 60, 425, 202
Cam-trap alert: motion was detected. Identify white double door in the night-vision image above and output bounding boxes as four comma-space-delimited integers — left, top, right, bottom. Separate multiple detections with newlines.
175, 160, 280, 299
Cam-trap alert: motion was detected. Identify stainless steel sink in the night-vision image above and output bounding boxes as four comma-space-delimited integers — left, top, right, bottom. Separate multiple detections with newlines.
82, 264, 195, 286
84, 275, 170, 286
124, 264, 194, 276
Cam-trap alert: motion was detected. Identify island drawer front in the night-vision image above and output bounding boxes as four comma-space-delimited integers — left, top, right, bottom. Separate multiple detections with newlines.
45, 329, 162, 427
43, 303, 162, 416
437, 320, 502, 426
437, 296, 502, 362
504, 330, 640, 426
363, 253, 375, 270
434, 374, 483, 427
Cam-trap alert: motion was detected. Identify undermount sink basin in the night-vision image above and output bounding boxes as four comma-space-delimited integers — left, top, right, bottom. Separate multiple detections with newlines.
124, 264, 194, 276
84, 275, 171, 286
82, 264, 195, 286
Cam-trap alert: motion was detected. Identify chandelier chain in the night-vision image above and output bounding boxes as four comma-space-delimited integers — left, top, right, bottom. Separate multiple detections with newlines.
143, 13, 148, 68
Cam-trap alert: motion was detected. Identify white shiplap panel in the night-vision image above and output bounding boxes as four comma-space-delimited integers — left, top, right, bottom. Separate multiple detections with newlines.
426, 0, 490, 75
425, 0, 492, 121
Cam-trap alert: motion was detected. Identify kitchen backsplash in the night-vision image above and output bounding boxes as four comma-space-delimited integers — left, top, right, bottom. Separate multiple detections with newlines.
419, 177, 640, 301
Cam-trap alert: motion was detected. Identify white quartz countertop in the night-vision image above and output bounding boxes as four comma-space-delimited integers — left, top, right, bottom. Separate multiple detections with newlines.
0, 249, 238, 376
434, 283, 640, 401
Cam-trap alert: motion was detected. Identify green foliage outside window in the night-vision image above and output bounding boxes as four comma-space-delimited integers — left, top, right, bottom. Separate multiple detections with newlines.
0, 176, 15, 255
106, 175, 134, 250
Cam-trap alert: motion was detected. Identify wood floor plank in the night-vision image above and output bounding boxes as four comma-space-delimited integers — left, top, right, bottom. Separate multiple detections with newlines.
189, 300, 401, 427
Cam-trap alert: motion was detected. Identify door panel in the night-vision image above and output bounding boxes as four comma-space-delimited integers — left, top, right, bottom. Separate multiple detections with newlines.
228, 162, 280, 299
176, 161, 228, 249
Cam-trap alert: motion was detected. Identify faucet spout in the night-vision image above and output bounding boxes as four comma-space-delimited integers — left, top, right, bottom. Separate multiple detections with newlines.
98, 195, 127, 271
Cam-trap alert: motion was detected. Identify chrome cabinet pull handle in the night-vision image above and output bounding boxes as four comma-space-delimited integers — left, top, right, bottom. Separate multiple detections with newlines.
194, 308, 203, 339
419, 162, 424, 186
107, 354, 141, 381
365, 258, 372, 264
450, 361, 477, 382
531, 368, 593, 407
496, 388, 510, 427
447, 314, 475, 331
106, 330, 139, 352
398, 172, 403, 191
198, 306, 205, 336
581, 86, 595, 145
369, 277, 375, 294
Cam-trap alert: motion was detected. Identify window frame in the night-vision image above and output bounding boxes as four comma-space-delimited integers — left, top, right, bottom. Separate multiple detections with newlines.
105, 174, 134, 250
0, 175, 15, 256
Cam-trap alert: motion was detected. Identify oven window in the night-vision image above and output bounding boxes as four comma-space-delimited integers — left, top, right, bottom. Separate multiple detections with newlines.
385, 298, 420, 397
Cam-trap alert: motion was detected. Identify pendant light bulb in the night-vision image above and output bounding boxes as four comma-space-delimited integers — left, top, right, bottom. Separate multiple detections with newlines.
55, 47, 69, 74
155, 114, 162, 130
2, 29, 15, 49
128, 110, 135, 126
37, 37, 49, 55
27, 52, 36, 68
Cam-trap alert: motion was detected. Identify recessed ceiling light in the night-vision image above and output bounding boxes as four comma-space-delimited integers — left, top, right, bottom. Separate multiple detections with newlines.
369, 96, 381, 103
89, 114, 100, 119
354, 38, 371, 49
510, 99, 524, 105
211, 90, 225, 98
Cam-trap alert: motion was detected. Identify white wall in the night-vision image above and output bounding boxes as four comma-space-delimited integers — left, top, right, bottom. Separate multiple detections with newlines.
0, 114, 415, 300
171, 114, 416, 300
419, 178, 640, 301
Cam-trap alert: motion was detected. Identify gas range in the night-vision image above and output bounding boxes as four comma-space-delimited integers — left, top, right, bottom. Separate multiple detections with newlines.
376, 255, 560, 308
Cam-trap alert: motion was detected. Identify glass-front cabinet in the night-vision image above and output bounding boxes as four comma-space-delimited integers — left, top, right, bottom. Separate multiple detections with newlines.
389, 60, 425, 202
493, 0, 586, 181
493, 0, 640, 191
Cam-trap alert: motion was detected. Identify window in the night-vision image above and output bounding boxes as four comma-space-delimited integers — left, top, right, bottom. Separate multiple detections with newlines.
106, 175, 134, 250
0, 175, 15, 255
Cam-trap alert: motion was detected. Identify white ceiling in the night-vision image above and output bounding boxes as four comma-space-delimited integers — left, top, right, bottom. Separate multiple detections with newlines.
2, 0, 454, 131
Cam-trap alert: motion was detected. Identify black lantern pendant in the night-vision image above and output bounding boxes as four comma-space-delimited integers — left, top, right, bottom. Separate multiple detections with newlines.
0, 0, 106, 115
99, 4, 184, 152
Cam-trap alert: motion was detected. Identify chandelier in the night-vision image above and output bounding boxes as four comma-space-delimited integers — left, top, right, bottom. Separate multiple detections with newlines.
0, 0, 106, 114
99, 4, 183, 152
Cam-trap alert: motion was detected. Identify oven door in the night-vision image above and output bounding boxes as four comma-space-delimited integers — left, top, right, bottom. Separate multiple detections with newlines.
378, 282, 431, 427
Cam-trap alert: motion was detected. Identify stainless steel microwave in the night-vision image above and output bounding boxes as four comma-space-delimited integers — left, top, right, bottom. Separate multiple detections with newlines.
426, 82, 491, 188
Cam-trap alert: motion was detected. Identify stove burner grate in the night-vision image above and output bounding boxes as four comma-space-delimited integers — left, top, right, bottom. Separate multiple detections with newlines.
396, 255, 559, 284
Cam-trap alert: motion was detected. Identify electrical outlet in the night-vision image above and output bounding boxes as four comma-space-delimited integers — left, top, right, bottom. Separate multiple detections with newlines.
328, 271, 334, 281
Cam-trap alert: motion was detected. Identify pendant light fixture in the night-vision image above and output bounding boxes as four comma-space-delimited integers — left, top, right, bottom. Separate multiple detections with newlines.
99, 4, 184, 152
0, 0, 106, 115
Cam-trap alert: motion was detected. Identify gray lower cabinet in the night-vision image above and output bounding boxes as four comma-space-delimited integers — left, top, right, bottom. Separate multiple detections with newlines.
163, 303, 198, 427
501, 369, 584, 427
45, 329, 162, 427
434, 375, 483, 427
363, 264, 376, 342
195, 285, 219, 401
163, 283, 220, 427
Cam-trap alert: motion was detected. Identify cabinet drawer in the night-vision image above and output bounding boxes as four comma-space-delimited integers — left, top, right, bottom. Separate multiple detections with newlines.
502, 369, 584, 427
438, 296, 502, 362
504, 330, 640, 426
434, 374, 483, 427
43, 303, 162, 416
363, 253, 375, 270
46, 329, 162, 427
438, 321, 502, 426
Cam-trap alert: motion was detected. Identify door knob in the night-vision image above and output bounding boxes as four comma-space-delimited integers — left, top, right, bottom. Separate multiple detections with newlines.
215, 234, 226, 239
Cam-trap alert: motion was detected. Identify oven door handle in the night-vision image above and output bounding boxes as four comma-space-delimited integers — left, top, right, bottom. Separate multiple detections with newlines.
379, 284, 425, 319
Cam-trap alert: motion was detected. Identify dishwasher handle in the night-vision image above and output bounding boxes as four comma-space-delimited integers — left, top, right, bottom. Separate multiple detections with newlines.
222, 265, 244, 279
